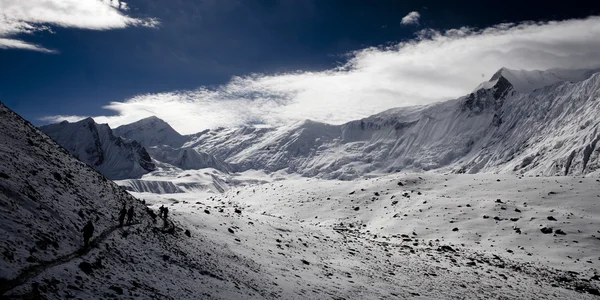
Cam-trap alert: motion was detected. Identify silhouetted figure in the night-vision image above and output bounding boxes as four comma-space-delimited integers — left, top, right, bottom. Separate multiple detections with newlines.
163, 207, 169, 220
159, 205, 165, 218
118, 205, 127, 227
82, 220, 94, 248
126, 206, 134, 225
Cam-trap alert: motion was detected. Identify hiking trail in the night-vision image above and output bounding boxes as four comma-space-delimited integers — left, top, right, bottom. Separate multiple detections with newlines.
0, 222, 141, 296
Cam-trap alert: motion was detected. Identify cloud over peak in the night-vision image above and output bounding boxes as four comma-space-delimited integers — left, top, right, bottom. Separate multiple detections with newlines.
42, 15, 600, 135
401, 11, 420, 25
0, 0, 158, 52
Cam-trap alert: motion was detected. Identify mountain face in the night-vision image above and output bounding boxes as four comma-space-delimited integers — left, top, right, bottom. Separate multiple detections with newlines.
113, 116, 187, 148
40, 118, 156, 180
40, 116, 232, 182
186, 69, 600, 179
0, 101, 151, 290
112, 116, 232, 172
147, 145, 233, 172
474, 68, 600, 94
37, 67, 600, 182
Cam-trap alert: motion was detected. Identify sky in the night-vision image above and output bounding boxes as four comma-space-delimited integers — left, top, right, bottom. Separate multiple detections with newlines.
1, 0, 600, 134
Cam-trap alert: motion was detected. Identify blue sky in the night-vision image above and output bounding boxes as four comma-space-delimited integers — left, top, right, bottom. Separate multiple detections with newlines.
1, 0, 600, 133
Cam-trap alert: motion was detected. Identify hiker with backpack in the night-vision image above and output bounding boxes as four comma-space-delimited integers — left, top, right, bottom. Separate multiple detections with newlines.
126, 206, 134, 225
159, 205, 165, 219
118, 204, 127, 227
82, 220, 94, 248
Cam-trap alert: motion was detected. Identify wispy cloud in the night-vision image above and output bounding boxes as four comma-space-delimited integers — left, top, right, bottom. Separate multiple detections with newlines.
401, 11, 420, 25
39, 115, 90, 123
0, 0, 158, 52
42, 16, 600, 134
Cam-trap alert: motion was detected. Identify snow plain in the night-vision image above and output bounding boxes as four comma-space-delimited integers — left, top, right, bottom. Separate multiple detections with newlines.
120, 171, 600, 299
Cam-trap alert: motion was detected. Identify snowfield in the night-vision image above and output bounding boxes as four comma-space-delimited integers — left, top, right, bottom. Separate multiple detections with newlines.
129, 172, 600, 299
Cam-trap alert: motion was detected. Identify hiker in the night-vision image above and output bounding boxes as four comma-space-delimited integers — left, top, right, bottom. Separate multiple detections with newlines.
163, 206, 169, 220
82, 220, 94, 248
159, 205, 165, 218
118, 205, 127, 227
126, 206, 134, 225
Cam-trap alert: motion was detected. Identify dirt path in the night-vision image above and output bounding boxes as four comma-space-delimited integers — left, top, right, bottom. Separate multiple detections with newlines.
0, 222, 140, 296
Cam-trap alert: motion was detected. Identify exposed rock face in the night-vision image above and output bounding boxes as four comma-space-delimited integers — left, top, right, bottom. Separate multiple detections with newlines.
40, 118, 155, 180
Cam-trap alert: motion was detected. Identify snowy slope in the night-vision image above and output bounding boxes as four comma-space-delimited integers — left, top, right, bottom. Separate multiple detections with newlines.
113, 116, 187, 148
40, 119, 156, 180
475, 68, 599, 93
130, 172, 600, 299
187, 69, 600, 179
147, 145, 233, 172
115, 166, 270, 194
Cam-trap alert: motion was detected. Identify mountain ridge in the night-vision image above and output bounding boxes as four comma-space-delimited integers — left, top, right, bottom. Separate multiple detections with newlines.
113, 115, 187, 148
39, 67, 600, 181
185, 68, 600, 178
39, 118, 156, 180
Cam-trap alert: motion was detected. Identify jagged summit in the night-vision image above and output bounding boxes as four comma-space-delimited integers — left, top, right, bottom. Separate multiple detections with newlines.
476, 67, 599, 93
113, 115, 186, 148
39, 118, 155, 180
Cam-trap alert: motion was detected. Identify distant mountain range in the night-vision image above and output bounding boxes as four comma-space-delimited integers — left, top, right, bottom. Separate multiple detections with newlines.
40, 68, 600, 181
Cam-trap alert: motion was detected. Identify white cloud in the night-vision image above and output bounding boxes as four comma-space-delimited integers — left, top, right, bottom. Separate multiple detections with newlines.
401, 11, 420, 25
42, 16, 600, 134
0, 0, 158, 52
39, 115, 90, 123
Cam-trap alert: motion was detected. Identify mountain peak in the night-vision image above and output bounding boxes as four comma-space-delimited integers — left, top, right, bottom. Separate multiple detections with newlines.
130, 115, 169, 127
489, 67, 508, 81
139, 115, 162, 122
39, 117, 155, 180
478, 67, 599, 94
114, 116, 186, 148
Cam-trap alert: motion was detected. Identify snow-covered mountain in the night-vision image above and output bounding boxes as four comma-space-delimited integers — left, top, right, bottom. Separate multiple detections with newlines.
147, 145, 233, 172
40, 118, 156, 180
37, 67, 600, 182
112, 116, 233, 172
113, 115, 187, 148
475, 68, 600, 93
185, 68, 600, 179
